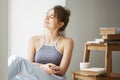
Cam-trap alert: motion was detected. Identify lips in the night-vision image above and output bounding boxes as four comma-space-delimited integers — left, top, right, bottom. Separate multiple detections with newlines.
44, 20, 49, 24
44, 21, 49, 27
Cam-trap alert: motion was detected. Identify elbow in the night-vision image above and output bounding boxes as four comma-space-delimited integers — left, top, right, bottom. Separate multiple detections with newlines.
57, 73, 65, 76
60, 73, 65, 76
58, 70, 66, 76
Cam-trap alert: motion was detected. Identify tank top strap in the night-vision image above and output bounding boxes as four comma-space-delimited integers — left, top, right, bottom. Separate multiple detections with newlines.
54, 36, 61, 45
43, 34, 61, 45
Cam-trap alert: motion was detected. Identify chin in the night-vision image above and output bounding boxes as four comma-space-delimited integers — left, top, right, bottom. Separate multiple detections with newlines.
43, 24, 47, 27
44, 25, 49, 29
44, 24, 47, 26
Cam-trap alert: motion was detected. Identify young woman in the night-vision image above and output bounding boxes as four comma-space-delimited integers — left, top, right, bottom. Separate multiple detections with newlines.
8, 5, 74, 80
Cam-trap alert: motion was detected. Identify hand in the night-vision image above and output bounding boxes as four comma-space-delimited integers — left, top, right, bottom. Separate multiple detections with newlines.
50, 66, 60, 71
41, 63, 60, 74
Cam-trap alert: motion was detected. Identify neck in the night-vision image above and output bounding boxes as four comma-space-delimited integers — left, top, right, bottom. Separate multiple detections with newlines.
44, 29, 60, 44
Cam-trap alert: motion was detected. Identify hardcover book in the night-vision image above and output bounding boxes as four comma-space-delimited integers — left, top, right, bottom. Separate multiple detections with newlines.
102, 34, 120, 40
80, 67, 106, 75
99, 27, 120, 35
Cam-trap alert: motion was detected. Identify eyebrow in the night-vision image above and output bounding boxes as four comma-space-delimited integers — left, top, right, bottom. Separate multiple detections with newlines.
46, 12, 55, 16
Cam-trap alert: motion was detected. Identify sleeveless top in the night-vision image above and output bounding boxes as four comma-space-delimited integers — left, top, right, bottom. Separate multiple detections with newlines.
34, 35, 63, 66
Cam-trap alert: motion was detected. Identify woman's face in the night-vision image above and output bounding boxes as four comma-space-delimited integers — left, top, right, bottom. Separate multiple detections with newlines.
44, 9, 61, 31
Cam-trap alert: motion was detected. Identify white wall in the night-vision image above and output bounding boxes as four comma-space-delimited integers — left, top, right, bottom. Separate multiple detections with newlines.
0, 0, 8, 80
9, 0, 65, 58
4, 0, 120, 80
66, 0, 120, 80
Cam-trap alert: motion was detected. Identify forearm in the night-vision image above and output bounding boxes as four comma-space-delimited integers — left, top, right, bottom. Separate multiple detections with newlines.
51, 66, 65, 76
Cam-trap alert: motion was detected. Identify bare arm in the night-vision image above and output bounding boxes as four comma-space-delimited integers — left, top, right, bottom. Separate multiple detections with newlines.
27, 36, 74, 75
59, 38, 74, 76
27, 36, 36, 62
27, 36, 45, 66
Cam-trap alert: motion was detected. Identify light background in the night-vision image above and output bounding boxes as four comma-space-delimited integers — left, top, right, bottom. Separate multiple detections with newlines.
0, 0, 120, 80
8, 0, 65, 58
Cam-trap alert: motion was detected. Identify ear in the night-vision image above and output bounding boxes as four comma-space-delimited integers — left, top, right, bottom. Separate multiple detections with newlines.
59, 22, 64, 28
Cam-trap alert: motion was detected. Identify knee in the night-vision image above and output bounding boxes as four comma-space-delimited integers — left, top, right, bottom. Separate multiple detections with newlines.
8, 55, 23, 66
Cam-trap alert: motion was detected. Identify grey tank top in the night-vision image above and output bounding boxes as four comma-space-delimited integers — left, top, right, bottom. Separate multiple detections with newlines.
34, 36, 63, 66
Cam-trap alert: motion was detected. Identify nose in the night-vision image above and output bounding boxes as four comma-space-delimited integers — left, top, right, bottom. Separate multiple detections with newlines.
45, 15, 49, 20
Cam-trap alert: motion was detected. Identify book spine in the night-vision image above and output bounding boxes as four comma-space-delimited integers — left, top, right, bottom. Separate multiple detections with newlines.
102, 34, 120, 40
100, 28, 116, 35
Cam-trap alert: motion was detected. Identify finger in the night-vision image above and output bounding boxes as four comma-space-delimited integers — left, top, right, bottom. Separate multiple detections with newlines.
46, 66, 53, 74
47, 63, 56, 66
52, 70, 60, 74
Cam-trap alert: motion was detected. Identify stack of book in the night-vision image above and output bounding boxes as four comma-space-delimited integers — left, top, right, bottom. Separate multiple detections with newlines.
100, 27, 120, 40
87, 27, 120, 44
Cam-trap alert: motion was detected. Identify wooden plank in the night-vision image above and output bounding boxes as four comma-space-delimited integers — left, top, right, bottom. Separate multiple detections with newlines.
72, 71, 120, 80
109, 45, 120, 51
105, 46, 112, 77
87, 45, 106, 51
111, 73, 120, 77
83, 45, 90, 62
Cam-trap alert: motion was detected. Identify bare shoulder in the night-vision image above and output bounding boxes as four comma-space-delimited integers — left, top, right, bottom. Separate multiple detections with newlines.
29, 35, 42, 44
30, 35, 42, 41
62, 37, 74, 46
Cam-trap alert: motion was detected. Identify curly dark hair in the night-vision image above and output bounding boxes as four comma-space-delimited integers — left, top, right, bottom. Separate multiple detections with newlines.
52, 5, 71, 32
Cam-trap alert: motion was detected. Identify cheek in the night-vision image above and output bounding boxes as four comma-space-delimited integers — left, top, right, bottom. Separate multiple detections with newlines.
44, 19, 59, 28
43, 21, 54, 28
49, 20, 57, 26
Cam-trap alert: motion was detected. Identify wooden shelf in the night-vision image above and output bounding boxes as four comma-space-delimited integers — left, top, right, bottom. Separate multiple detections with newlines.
72, 42, 120, 80
111, 73, 120, 77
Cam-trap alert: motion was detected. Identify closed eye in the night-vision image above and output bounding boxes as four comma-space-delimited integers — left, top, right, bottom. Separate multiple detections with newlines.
49, 15, 54, 19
